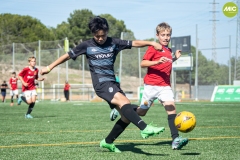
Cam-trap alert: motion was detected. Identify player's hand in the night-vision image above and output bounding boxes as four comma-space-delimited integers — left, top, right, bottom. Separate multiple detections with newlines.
39, 77, 45, 81
40, 67, 49, 75
23, 82, 28, 87
157, 57, 168, 64
175, 50, 182, 59
153, 42, 162, 51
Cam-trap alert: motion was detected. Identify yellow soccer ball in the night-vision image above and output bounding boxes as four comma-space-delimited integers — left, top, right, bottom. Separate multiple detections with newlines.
174, 111, 196, 133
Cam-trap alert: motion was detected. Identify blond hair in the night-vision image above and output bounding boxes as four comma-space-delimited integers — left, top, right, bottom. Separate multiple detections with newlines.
28, 56, 36, 62
156, 22, 172, 35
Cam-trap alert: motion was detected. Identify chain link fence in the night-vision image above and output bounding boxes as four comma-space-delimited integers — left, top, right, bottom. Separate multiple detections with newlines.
0, 38, 232, 102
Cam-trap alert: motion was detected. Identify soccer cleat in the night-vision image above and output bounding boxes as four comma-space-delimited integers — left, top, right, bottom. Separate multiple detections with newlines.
17, 95, 22, 105
110, 108, 119, 121
25, 114, 33, 119
140, 124, 165, 139
172, 136, 188, 150
100, 139, 121, 153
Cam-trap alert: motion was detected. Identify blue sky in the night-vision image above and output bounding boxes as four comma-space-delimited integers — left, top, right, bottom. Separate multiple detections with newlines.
0, 0, 238, 65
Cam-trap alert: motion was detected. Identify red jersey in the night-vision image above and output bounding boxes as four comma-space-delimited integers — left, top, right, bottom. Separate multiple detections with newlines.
143, 46, 173, 86
18, 66, 39, 92
9, 77, 18, 90
64, 84, 70, 91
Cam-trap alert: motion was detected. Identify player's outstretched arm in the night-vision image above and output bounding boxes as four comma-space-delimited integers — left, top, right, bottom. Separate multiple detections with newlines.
132, 40, 162, 51
40, 53, 70, 75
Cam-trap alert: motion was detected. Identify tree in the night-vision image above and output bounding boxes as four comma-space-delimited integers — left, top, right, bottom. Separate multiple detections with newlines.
67, 9, 94, 45
100, 14, 133, 38
54, 22, 71, 40
0, 13, 55, 45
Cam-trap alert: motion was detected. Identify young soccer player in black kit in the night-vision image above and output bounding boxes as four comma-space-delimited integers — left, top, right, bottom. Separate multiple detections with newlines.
40, 16, 165, 153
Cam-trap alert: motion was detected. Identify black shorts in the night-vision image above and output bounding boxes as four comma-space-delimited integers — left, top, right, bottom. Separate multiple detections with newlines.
94, 81, 125, 109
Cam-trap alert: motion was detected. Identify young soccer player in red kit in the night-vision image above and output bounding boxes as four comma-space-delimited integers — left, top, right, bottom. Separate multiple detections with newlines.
110, 22, 188, 150
9, 72, 19, 106
18, 57, 45, 118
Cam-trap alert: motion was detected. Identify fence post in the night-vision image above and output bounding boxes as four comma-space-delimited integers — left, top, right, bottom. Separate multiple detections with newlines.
12, 43, 15, 71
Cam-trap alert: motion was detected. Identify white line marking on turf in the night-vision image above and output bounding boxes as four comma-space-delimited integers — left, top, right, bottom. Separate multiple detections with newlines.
1, 136, 240, 149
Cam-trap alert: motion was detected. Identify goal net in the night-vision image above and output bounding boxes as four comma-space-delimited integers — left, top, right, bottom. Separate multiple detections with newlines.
52, 84, 94, 101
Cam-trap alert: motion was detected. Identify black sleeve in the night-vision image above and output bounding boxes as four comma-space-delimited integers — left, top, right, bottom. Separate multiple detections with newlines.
68, 42, 87, 60
113, 38, 132, 51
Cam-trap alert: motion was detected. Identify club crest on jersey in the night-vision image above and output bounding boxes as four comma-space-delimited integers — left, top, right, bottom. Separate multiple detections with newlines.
109, 87, 113, 93
27, 76, 34, 79
91, 48, 97, 52
108, 46, 114, 52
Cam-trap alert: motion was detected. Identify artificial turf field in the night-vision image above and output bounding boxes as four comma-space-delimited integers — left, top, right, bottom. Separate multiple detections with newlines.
0, 100, 240, 160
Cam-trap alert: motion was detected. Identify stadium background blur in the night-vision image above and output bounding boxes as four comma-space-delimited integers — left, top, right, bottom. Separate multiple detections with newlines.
1, 1, 240, 102
0, 38, 217, 102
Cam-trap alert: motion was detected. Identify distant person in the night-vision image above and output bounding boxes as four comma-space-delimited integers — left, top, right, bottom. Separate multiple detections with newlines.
40, 16, 165, 153
64, 81, 70, 101
1, 80, 8, 103
18, 56, 45, 119
9, 72, 19, 106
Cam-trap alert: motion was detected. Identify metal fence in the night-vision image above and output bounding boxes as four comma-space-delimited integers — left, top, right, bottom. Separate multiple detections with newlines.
0, 39, 230, 102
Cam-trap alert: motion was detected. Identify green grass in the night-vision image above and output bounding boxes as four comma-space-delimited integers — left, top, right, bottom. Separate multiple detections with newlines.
0, 101, 240, 160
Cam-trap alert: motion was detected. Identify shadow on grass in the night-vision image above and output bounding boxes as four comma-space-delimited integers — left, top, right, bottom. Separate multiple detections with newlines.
115, 141, 171, 156
181, 153, 201, 156
77, 140, 197, 156
116, 140, 200, 156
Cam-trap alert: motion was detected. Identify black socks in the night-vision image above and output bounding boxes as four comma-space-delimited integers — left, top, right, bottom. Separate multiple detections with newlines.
21, 96, 27, 104
26, 102, 35, 114
168, 114, 179, 140
105, 119, 129, 143
121, 104, 147, 130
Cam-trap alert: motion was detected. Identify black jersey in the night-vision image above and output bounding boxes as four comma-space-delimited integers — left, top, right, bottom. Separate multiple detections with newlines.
1, 83, 8, 92
68, 37, 132, 87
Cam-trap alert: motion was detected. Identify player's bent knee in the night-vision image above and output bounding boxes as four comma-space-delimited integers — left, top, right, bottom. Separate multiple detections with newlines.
26, 100, 33, 105
164, 104, 176, 112
112, 95, 130, 107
